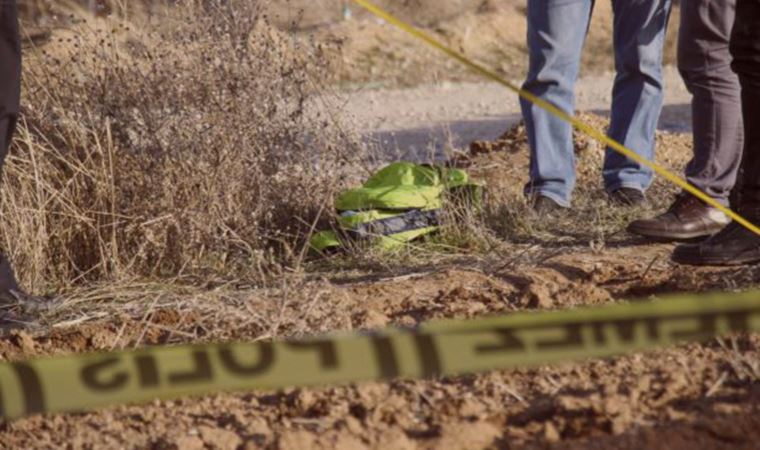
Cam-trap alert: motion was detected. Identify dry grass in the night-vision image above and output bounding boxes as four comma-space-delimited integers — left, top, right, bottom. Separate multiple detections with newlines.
8, 2, 688, 303
472, 114, 691, 250
6, 0, 364, 293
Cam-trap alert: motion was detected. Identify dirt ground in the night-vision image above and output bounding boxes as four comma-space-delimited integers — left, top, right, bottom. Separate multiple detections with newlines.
3, 2, 758, 450
1, 243, 759, 449
1, 113, 759, 449
1, 245, 760, 450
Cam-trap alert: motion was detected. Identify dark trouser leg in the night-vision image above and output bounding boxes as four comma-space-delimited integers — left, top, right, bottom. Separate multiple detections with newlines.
0, 0, 20, 163
730, 0, 760, 208
734, 78, 760, 209
672, 0, 760, 265
0, 1, 21, 294
626, 0, 738, 241
679, 0, 743, 206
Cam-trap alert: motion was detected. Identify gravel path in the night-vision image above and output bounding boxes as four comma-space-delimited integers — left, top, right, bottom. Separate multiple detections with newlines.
326, 66, 692, 160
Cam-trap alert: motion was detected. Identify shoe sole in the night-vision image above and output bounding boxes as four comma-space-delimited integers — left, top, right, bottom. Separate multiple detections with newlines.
671, 250, 760, 266
627, 224, 721, 242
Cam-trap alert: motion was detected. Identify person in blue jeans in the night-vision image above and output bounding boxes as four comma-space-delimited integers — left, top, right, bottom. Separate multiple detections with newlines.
521, 0, 672, 214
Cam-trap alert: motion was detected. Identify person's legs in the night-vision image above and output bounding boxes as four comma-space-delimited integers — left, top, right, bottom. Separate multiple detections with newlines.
0, 1, 21, 295
731, 0, 760, 209
521, 0, 592, 208
627, 0, 741, 240
0, 0, 20, 165
672, 0, 760, 265
680, 0, 743, 206
603, 0, 671, 194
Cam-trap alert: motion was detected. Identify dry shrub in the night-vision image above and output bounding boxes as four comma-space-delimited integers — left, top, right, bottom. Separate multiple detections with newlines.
5, 0, 362, 291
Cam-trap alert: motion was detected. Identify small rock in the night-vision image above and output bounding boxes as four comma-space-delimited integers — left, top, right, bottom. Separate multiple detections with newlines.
543, 422, 561, 442
278, 430, 316, 450
353, 309, 389, 329
333, 433, 370, 450
173, 436, 205, 450
610, 411, 633, 435
459, 398, 487, 419
11, 330, 35, 353
375, 428, 416, 450
356, 383, 389, 406
434, 421, 501, 450
344, 415, 364, 435
295, 389, 317, 412
556, 395, 591, 412
198, 426, 242, 450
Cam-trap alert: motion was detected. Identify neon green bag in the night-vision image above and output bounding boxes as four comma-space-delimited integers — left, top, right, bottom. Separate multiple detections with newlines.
310, 162, 482, 252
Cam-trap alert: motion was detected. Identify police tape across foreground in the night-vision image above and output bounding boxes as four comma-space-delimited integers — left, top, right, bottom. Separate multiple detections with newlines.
1, 290, 759, 420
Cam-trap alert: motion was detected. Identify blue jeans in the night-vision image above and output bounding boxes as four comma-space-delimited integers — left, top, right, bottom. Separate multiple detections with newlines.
521, 0, 672, 207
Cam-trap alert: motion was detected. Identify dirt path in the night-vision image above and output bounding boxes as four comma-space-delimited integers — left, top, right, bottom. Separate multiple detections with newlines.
328, 66, 692, 161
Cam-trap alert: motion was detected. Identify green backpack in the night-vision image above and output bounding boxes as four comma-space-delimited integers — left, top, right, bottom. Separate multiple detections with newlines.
310, 162, 482, 252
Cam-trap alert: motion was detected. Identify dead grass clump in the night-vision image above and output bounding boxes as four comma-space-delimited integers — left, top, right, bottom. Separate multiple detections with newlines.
461, 113, 692, 247
5, 0, 362, 292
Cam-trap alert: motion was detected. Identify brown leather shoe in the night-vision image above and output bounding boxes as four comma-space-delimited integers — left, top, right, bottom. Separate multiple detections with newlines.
627, 193, 730, 240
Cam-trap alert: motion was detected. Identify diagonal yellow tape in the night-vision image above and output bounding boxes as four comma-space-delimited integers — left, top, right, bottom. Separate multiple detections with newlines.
1, 290, 759, 419
350, 0, 760, 237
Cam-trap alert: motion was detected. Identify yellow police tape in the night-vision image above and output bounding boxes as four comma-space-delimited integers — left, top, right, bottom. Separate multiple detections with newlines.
349, 0, 760, 237
1, 290, 759, 419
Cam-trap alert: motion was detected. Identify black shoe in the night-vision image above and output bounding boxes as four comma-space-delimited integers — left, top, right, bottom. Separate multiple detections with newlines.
672, 221, 760, 266
627, 193, 730, 241
609, 187, 647, 206
530, 195, 566, 216
0, 253, 20, 294
0, 290, 49, 332
0, 254, 47, 331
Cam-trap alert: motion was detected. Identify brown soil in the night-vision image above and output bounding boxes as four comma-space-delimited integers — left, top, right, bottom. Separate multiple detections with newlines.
1, 118, 759, 449
314, 1, 680, 87
1, 254, 758, 449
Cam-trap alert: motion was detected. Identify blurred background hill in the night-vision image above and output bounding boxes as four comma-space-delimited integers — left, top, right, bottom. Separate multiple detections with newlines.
20, 0, 679, 87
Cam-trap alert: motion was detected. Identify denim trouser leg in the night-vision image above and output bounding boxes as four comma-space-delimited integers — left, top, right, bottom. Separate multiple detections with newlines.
603, 0, 672, 193
521, 0, 592, 207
